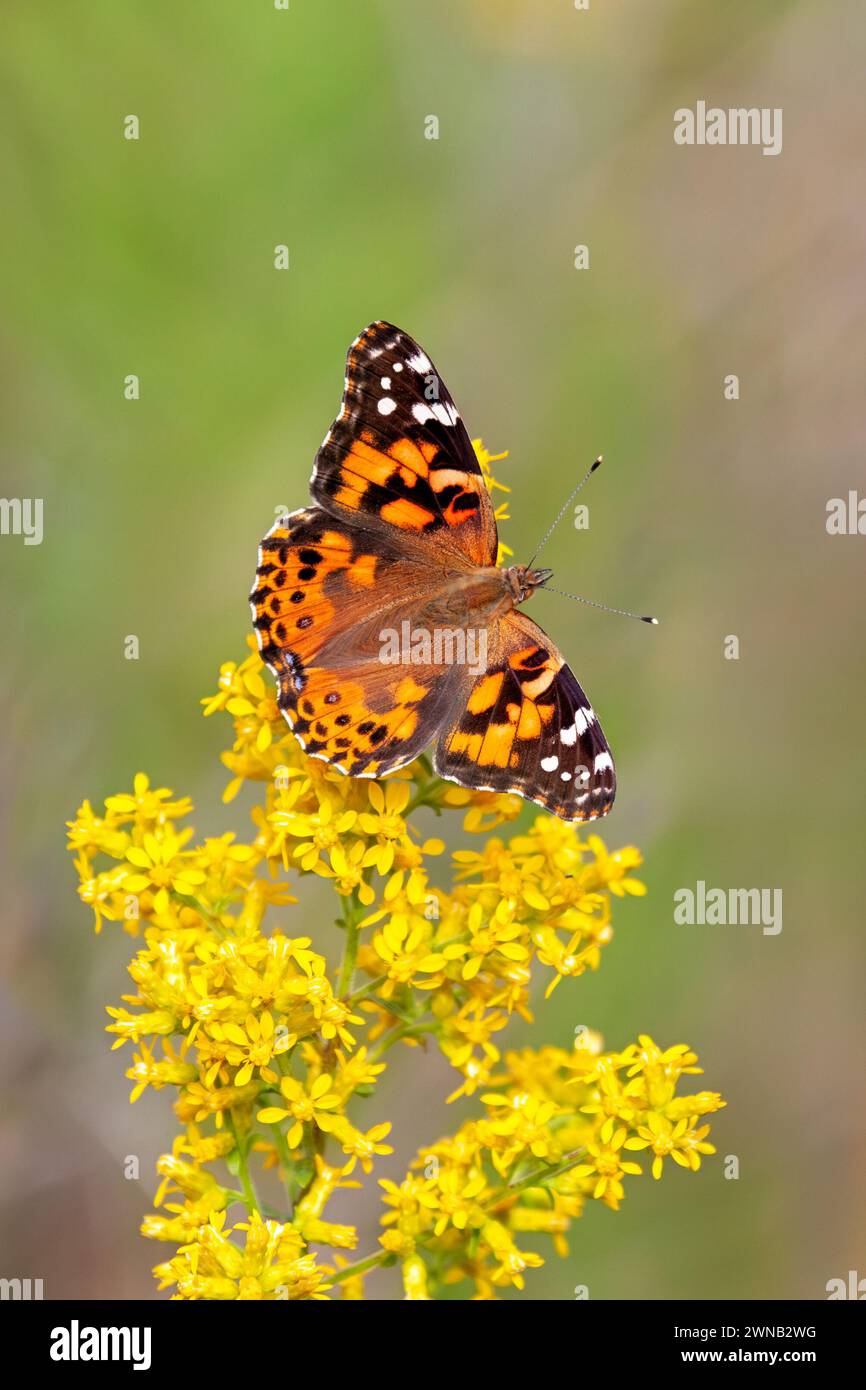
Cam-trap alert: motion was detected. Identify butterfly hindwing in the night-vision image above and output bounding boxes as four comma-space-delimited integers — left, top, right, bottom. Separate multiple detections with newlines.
312, 321, 497, 567
280, 658, 457, 778
433, 610, 616, 821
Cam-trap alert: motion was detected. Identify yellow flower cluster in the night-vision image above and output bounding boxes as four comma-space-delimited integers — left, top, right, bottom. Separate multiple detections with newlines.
66, 442, 726, 1299
378, 1037, 723, 1296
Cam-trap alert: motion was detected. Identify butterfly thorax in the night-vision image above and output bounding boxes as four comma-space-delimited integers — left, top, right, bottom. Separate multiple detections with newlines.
424, 564, 553, 627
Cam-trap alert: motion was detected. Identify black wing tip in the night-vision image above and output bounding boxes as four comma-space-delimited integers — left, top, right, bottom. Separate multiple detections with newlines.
355, 319, 404, 343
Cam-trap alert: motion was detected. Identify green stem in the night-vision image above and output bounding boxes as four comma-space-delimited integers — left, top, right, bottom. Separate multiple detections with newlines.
326, 1249, 390, 1285
171, 891, 228, 939
337, 893, 361, 998
269, 1123, 297, 1214
502, 1147, 588, 1198
369, 1020, 434, 1063
345, 975, 386, 1006
227, 1111, 261, 1215
223, 1189, 284, 1222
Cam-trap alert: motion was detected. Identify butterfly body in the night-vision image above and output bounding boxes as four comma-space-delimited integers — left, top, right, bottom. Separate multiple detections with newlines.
251, 322, 616, 821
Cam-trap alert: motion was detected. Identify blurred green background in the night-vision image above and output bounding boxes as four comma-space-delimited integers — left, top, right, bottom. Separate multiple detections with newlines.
2, 0, 864, 1300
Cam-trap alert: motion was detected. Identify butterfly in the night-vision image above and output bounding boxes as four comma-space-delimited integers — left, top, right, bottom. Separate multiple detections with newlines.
251, 321, 616, 821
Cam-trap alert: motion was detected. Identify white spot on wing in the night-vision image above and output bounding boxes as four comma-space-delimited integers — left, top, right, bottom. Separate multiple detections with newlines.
594, 751, 613, 773
413, 403, 434, 424
381, 377, 391, 390
560, 724, 577, 746
378, 398, 396, 415
407, 351, 432, 373
541, 755, 559, 772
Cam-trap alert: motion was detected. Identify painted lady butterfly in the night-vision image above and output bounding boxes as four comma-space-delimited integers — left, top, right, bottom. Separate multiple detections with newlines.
251, 321, 618, 821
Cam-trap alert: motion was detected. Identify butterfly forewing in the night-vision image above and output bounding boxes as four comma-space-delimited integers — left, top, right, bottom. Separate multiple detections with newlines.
311, 321, 497, 567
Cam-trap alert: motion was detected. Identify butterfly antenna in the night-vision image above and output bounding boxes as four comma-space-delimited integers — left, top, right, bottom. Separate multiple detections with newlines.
544, 586, 659, 625
526, 455, 603, 569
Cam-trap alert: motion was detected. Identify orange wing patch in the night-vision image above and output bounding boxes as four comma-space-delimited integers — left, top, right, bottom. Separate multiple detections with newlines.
380, 497, 436, 530
468, 671, 504, 713
252, 523, 355, 665
387, 436, 435, 478
478, 721, 516, 768
348, 553, 377, 587
334, 434, 438, 517
516, 700, 541, 740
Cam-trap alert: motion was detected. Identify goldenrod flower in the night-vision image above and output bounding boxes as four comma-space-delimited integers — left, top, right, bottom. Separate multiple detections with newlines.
257, 1074, 342, 1148
154, 1211, 329, 1300
270, 795, 357, 872
124, 832, 206, 915
358, 780, 411, 875
125, 1040, 197, 1101
203, 1011, 292, 1088
430, 1167, 489, 1237
314, 840, 376, 906
66, 799, 129, 861
573, 1122, 644, 1206
313, 1116, 392, 1174
105, 772, 193, 827
625, 1111, 717, 1179
379, 1174, 440, 1242
483, 1219, 545, 1290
